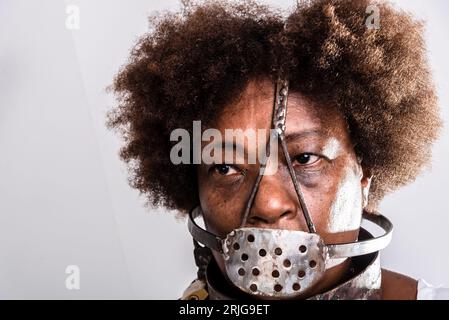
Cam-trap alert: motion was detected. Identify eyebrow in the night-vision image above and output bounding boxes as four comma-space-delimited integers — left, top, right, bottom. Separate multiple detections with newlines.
204, 129, 324, 151
202, 140, 247, 158
204, 140, 244, 151
284, 129, 324, 143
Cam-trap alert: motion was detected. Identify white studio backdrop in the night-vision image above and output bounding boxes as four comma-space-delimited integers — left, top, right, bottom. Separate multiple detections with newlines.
0, 0, 448, 299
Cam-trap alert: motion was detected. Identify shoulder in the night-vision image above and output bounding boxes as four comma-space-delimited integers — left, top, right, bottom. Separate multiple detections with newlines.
381, 269, 418, 300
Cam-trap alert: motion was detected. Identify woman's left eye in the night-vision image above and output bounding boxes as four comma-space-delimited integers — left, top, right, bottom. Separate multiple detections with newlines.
212, 164, 239, 176
293, 153, 321, 166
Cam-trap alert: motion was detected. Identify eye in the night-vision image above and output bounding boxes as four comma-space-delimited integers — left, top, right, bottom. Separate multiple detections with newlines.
212, 164, 239, 176
294, 153, 321, 166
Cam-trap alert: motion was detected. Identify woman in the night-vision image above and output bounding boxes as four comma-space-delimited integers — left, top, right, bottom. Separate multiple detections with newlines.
108, 0, 445, 299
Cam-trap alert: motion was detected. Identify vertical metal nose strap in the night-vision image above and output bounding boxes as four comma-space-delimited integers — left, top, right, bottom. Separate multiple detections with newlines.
240, 79, 316, 233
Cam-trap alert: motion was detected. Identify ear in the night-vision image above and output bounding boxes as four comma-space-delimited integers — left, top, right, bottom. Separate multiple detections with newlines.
361, 169, 372, 209
357, 157, 372, 209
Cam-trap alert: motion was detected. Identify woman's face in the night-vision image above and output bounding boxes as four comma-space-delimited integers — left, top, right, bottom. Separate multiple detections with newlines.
196, 79, 371, 296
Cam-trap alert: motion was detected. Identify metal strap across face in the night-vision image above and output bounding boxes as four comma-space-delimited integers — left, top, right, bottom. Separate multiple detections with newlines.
187, 79, 394, 298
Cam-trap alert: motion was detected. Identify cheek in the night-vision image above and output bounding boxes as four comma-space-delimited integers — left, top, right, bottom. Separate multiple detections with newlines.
326, 167, 363, 233
198, 181, 245, 237
304, 160, 363, 238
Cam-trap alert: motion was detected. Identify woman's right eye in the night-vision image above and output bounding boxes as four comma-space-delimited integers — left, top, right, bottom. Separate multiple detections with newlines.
212, 164, 239, 176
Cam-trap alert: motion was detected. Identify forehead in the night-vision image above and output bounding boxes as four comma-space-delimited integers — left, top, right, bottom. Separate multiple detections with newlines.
215, 79, 346, 138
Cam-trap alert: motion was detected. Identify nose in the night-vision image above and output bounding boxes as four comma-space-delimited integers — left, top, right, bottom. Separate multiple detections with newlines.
246, 172, 304, 230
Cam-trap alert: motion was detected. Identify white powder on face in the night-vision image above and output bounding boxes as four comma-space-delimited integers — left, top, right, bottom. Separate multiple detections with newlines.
322, 137, 342, 160
327, 167, 363, 233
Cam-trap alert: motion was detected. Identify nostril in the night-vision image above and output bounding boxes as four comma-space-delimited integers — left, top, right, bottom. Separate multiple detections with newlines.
247, 211, 292, 226
280, 211, 290, 219
246, 216, 266, 225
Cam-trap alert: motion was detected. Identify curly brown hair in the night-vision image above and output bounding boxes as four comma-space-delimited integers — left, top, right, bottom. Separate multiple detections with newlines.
107, 0, 441, 213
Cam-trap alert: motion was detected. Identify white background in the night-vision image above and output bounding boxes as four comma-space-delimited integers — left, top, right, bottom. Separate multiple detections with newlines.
0, 0, 448, 299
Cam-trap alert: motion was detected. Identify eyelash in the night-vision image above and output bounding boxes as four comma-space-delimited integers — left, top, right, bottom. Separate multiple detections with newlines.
210, 164, 242, 177
210, 153, 322, 177
292, 153, 322, 167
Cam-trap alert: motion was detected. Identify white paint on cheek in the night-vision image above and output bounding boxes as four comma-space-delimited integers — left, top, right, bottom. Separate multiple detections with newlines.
327, 168, 363, 233
322, 137, 342, 160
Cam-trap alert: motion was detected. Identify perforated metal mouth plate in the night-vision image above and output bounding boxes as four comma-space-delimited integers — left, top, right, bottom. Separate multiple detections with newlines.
223, 228, 327, 298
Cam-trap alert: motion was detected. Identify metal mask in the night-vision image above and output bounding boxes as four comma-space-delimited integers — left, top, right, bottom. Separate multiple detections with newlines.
188, 79, 393, 298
